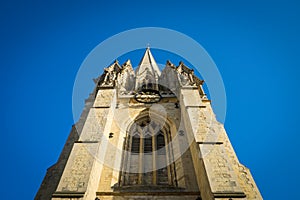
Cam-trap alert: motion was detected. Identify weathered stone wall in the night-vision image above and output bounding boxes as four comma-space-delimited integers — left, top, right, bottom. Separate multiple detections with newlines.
49, 89, 117, 200
35, 125, 79, 200
180, 86, 262, 199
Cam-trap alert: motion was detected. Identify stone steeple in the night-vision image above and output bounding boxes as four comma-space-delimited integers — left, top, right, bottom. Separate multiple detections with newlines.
135, 47, 161, 90
35, 48, 262, 200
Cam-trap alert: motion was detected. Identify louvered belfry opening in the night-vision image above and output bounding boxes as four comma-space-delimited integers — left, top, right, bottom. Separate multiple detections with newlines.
120, 115, 176, 187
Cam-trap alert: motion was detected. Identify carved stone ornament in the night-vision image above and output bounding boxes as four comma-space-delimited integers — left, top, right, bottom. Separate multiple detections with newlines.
101, 69, 116, 86
134, 89, 162, 104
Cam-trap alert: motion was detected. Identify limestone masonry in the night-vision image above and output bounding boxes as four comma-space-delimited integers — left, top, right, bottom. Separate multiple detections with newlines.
35, 48, 262, 200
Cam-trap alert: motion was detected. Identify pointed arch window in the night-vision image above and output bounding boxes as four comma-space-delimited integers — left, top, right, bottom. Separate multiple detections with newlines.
120, 117, 177, 187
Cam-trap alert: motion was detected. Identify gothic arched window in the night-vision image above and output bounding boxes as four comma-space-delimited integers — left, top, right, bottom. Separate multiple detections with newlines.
120, 117, 177, 187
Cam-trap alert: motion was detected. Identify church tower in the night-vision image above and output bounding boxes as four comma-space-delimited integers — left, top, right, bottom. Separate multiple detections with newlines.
35, 48, 262, 200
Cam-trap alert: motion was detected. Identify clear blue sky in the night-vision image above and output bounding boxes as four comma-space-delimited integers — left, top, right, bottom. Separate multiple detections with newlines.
1, 1, 299, 199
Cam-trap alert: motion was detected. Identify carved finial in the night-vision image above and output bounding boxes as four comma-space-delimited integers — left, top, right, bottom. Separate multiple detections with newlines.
166, 60, 175, 68
125, 59, 131, 65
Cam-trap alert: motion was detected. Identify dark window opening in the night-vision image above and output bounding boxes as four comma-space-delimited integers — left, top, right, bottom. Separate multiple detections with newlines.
131, 135, 140, 153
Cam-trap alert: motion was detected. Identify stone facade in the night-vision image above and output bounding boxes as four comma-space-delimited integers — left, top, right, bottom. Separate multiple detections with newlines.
35, 48, 262, 200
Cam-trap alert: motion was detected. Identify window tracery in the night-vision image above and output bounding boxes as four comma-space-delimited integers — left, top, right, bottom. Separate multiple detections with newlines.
120, 117, 176, 187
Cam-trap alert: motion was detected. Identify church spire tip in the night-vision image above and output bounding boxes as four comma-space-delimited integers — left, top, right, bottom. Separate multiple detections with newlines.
135, 47, 161, 90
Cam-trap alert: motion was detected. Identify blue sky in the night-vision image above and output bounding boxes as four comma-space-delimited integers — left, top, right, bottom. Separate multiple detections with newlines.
1, 0, 300, 199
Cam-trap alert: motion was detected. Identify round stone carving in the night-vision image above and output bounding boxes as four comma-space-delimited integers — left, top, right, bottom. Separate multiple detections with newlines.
134, 89, 162, 104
